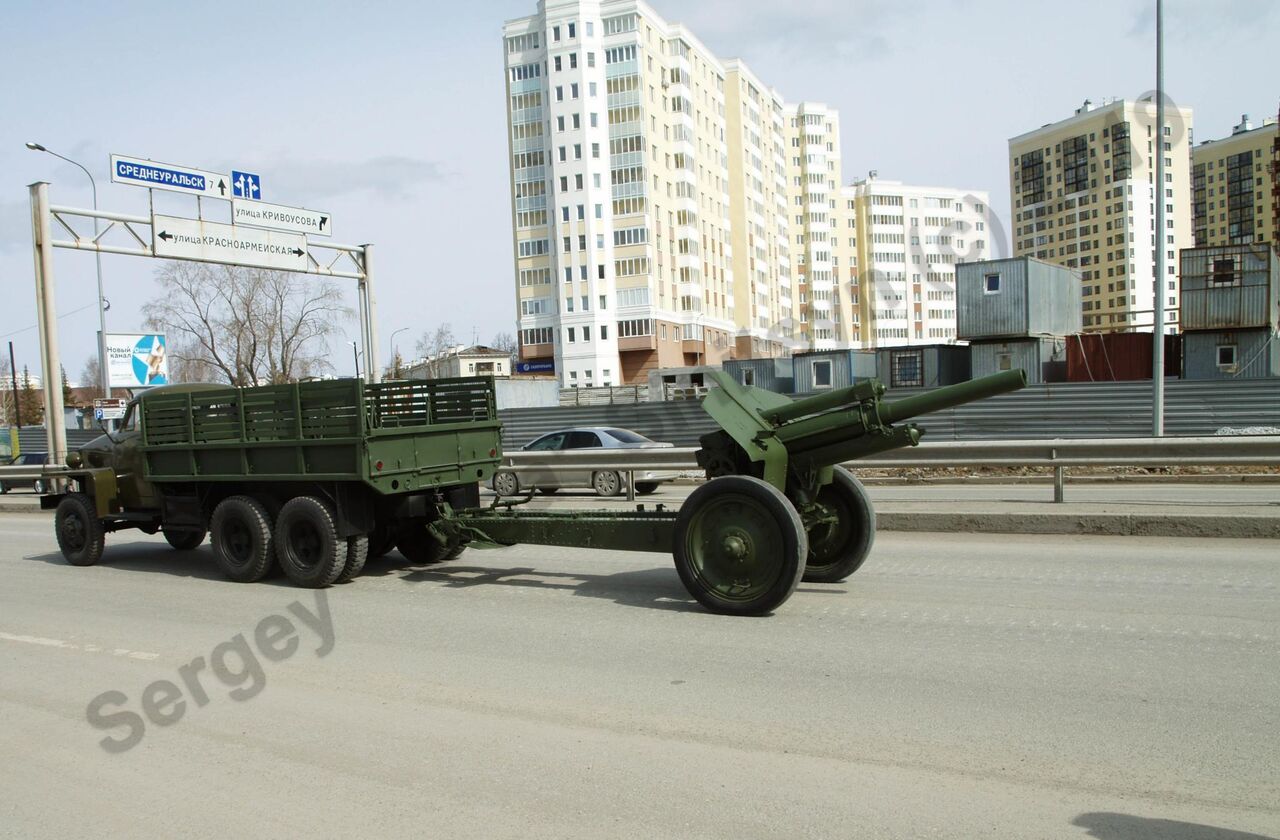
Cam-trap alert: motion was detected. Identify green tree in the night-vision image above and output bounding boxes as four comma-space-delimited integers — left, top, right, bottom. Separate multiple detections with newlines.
61, 365, 74, 407
18, 366, 42, 427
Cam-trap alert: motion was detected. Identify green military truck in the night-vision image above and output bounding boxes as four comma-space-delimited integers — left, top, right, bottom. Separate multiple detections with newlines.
46, 377, 502, 588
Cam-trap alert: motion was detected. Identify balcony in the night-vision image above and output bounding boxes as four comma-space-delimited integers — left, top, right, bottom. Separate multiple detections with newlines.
618, 334, 656, 351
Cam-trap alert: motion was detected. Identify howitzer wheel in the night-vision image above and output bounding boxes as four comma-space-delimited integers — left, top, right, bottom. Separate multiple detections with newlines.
673, 476, 807, 616
801, 466, 875, 583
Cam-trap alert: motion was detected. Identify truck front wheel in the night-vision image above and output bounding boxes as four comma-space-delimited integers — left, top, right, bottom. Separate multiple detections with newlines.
211, 496, 275, 583
275, 496, 346, 588
55, 493, 106, 567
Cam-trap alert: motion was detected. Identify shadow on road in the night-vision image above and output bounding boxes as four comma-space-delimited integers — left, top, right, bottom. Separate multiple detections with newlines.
26, 542, 295, 586
401, 563, 707, 614
1072, 812, 1278, 840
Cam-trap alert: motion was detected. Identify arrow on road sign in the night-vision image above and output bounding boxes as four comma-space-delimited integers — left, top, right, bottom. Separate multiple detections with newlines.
157, 230, 173, 242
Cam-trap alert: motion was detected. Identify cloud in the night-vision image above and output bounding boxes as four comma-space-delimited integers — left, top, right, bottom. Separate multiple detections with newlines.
259, 155, 446, 201
668, 0, 917, 64
0, 199, 31, 252
1129, 0, 1279, 41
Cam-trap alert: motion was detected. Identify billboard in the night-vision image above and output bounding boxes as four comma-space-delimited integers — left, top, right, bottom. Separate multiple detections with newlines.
103, 333, 168, 388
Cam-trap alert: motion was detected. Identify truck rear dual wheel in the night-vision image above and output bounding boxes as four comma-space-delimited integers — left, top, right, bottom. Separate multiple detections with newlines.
275, 496, 347, 588
395, 524, 466, 566
211, 496, 275, 583
673, 476, 807, 616
55, 493, 106, 567
801, 467, 876, 583
336, 535, 369, 583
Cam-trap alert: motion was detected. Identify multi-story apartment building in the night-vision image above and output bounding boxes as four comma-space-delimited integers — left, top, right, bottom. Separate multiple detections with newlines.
785, 102, 846, 350
838, 176, 990, 348
724, 60, 794, 359
1008, 98, 1194, 333
1192, 114, 1278, 248
504, 0, 737, 387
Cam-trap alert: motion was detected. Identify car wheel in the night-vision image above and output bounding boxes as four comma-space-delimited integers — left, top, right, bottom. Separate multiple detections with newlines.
536, 487, 559, 495
592, 470, 622, 497
635, 482, 660, 495
492, 471, 520, 497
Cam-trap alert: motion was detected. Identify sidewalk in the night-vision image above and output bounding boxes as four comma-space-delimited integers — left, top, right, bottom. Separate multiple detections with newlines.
4, 483, 1277, 538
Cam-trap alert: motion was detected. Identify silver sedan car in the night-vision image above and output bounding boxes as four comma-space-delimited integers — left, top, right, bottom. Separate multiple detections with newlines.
492, 427, 678, 497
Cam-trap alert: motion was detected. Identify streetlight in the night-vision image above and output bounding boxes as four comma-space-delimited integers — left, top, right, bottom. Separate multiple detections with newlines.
26, 142, 110, 402
389, 327, 409, 377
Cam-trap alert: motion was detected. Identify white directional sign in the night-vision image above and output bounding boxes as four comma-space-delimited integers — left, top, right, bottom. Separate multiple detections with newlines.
152, 214, 308, 272
232, 199, 332, 237
111, 154, 231, 199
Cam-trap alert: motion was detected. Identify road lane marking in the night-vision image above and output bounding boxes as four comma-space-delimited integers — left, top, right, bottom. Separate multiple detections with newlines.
0, 631, 159, 660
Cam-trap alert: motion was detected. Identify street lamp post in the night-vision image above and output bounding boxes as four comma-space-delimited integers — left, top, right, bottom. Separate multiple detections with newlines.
26, 143, 109, 403
389, 327, 409, 377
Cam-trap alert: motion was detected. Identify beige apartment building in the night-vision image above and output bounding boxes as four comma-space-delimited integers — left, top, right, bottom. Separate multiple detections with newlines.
1008, 97, 1194, 332
1192, 114, 1278, 248
838, 175, 990, 347
784, 103, 847, 350
724, 60, 794, 359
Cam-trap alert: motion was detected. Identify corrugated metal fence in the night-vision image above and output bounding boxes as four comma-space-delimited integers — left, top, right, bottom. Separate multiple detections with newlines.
499, 378, 1280, 448
6, 427, 101, 455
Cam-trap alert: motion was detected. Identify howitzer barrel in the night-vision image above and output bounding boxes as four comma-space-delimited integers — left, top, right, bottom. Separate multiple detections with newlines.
878, 369, 1027, 426
760, 380, 884, 426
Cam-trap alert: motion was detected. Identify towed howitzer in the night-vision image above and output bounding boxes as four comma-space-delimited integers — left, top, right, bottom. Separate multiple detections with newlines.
697, 368, 1028, 491
459, 368, 1027, 615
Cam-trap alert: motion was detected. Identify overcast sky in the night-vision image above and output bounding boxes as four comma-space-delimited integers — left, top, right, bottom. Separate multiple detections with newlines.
1, 0, 1274, 383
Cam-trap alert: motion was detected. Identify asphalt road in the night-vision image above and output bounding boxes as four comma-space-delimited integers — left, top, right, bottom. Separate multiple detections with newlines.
1, 512, 1277, 839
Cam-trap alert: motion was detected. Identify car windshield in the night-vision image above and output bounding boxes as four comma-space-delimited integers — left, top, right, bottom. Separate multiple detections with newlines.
602, 429, 650, 444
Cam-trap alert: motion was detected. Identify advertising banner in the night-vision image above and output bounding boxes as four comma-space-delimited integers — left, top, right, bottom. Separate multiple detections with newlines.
103, 333, 168, 388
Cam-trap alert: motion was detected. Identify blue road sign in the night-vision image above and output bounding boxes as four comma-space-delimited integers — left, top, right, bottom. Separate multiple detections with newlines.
110, 154, 229, 198
232, 171, 262, 200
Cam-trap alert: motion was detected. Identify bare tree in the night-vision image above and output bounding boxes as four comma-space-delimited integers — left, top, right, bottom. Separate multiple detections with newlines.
143, 262, 351, 385
79, 355, 104, 401
490, 332, 517, 357
414, 323, 457, 379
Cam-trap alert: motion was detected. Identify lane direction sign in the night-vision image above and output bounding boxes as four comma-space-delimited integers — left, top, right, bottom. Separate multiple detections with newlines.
111, 154, 230, 198
231, 170, 261, 200
152, 214, 308, 272
232, 199, 332, 237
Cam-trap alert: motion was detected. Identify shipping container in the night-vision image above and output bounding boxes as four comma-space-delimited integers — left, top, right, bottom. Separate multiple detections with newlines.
1183, 329, 1279, 380
1065, 332, 1181, 381
970, 337, 1067, 384
722, 357, 795, 393
956, 257, 1082, 340
791, 349, 878, 393
1179, 244, 1280, 331
873, 344, 971, 390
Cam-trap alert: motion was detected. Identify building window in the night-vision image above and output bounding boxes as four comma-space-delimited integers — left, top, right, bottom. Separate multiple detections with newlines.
811, 359, 832, 389
1211, 257, 1239, 286
984, 273, 1001, 294
890, 350, 924, 388
1216, 344, 1236, 368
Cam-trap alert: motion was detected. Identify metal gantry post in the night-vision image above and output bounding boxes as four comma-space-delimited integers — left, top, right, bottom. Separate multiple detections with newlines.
28, 182, 67, 466
363, 244, 380, 383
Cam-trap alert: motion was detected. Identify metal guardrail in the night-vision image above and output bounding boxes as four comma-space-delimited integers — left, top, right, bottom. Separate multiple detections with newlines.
11, 437, 1276, 503
500, 436, 1280, 502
